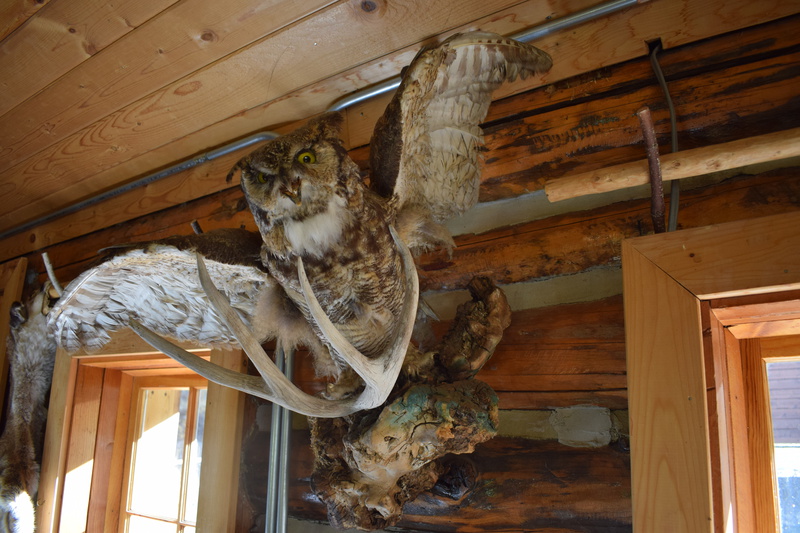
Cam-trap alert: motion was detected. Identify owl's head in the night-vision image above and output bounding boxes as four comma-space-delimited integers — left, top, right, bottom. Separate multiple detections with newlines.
228, 113, 360, 231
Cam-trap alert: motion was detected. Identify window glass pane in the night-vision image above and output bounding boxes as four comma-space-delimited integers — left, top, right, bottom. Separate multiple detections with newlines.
182, 527, 196, 533
128, 514, 178, 533
129, 389, 189, 520
766, 361, 800, 531
183, 388, 206, 523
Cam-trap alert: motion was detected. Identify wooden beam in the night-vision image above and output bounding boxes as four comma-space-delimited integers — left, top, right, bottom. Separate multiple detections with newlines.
197, 349, 246, 531
545, 128, 800, 202
58, 365, 104, 533
36, 350, 78, 533
0, 257, 27, 416
622, 237, 713, 532
629, 210, 800, 299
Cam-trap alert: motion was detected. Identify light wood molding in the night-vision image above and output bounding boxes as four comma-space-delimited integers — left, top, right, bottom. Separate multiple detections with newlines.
197, 349, 246, 532
546, 127, 800, 202
0, 257, 27, 416
623, 210, 800, 532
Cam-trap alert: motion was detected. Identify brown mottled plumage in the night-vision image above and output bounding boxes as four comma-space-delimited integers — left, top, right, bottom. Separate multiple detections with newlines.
228, 113, 407, 376
223, 32, 550, 374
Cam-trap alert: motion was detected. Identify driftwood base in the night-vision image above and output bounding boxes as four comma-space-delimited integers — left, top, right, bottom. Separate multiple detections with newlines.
308, 277, 511, 530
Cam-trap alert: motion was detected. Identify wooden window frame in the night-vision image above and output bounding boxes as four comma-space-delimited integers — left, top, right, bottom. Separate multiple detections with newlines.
36, 333, 246, 533
122, 374, 208, 532
623, 210, 800, 532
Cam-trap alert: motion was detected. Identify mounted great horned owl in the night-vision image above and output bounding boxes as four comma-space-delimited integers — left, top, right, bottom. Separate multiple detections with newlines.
49, 31, 552, 417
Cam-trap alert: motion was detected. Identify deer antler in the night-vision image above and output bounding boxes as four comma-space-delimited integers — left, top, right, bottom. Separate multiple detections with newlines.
130, 227, 418, 418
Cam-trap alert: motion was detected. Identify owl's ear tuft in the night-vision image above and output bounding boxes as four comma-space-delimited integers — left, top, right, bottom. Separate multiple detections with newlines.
309, 112, 344, 142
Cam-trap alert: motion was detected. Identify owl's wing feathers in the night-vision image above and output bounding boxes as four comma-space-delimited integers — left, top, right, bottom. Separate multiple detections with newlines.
48, 229, 292, 354
370, 31, 552, 224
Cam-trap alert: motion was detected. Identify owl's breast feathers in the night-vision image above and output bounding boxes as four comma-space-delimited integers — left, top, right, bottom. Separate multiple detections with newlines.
262, 192, 405, 360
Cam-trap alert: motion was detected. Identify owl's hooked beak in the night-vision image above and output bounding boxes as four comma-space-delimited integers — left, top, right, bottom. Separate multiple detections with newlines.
280, 182, 302, 205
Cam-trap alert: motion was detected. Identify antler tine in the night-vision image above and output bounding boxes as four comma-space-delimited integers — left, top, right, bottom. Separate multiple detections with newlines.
131, 318, 365, 417
129, 319, 271, 397
192, 255, 364, 416
297, 225, 418, 408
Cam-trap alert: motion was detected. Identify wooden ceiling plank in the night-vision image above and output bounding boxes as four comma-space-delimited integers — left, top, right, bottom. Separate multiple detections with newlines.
0, 0, 336, 174
0, 0, 180, 119
0, 0, 53, 42
0, 0, 530, 209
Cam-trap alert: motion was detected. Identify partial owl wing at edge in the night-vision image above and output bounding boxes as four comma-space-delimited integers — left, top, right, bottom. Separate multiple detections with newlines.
48, 228, 289, 354
369, 31, 552, 224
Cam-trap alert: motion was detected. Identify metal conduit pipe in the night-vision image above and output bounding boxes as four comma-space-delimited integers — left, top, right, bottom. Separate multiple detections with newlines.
265, 347, 286, 533
276, 348, 295, 533
0, 131, 279, 241
3, 0, 645, 243
326, 0, 644, 111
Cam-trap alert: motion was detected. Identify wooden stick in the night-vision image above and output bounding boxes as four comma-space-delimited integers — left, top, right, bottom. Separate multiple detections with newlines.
545, 127, 800, 202
636, 106, 666, 234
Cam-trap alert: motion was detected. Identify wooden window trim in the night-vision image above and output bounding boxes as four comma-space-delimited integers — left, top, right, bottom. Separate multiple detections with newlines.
622, 210, 800, 532
36, 333, 245, 533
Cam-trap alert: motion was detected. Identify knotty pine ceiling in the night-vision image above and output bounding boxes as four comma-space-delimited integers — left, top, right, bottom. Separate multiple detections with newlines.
0, 0, 795, 266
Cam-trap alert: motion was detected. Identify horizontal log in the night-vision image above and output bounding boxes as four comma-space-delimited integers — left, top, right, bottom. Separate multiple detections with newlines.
295, 296, 627, 409
478, 40, 800, 203
277, 431, 632, 532
545, 127, 800, 202
417, 167, 800, 291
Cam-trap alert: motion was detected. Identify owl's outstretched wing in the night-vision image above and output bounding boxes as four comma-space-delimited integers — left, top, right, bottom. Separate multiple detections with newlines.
48, 228, 294, 353
370, 31, 552, 226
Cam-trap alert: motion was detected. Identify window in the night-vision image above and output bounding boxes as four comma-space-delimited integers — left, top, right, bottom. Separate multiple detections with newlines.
37, 339, 245, 533
766, 359, 800, 531
123, 378, 207, 533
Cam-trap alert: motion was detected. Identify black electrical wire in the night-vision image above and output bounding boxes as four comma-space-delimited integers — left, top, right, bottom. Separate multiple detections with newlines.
649, 41, 681, 232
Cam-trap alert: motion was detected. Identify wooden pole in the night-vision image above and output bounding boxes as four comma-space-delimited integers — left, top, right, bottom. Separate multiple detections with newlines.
545, 127, 800, 202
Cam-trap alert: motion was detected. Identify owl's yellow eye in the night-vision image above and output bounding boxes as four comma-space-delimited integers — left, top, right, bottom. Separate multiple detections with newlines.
297, 151, 316, 164
256, 172, 269, 184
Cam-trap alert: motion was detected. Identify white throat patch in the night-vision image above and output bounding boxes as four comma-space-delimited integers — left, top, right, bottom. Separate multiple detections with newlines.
284, 196, 351, 258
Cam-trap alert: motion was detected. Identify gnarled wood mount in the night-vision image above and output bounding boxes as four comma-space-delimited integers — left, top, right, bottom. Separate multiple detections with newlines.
309, 277, 510, 530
